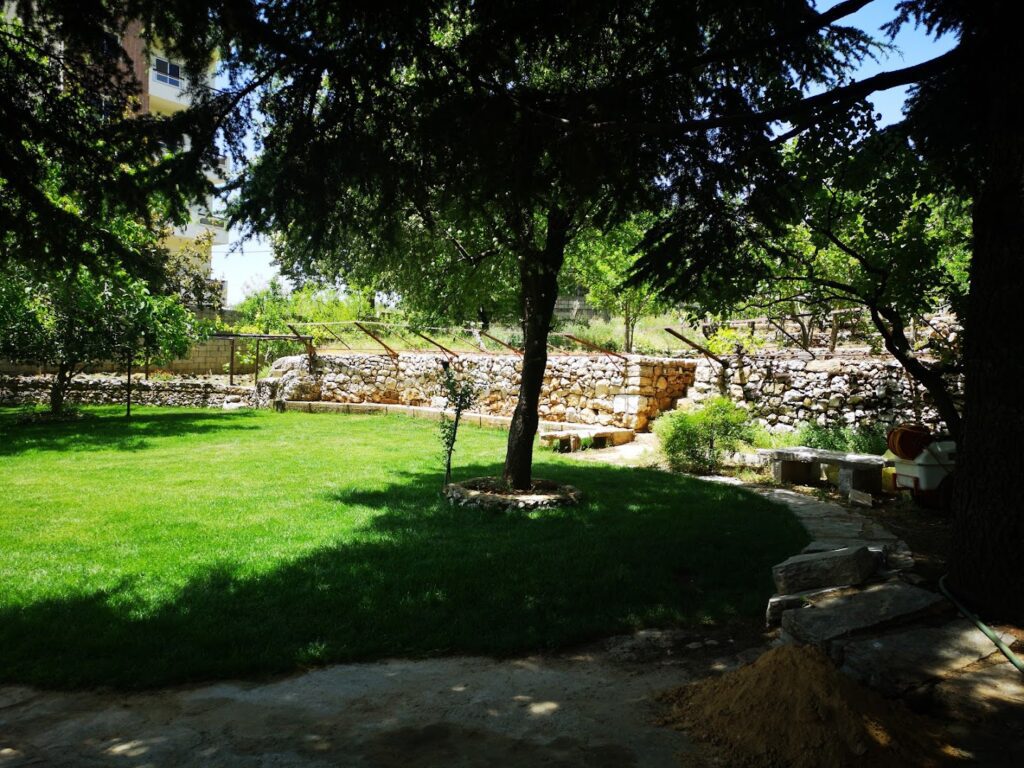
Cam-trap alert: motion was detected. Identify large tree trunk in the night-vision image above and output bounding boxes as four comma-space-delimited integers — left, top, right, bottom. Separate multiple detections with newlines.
503, 208, 570, 490
947, 24, 1024, 621
48, 361, 74, 415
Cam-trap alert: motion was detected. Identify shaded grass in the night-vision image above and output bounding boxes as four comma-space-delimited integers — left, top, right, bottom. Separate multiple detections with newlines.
0, 406, 807, 688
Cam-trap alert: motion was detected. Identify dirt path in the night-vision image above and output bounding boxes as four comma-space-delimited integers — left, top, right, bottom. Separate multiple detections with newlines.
0, 629, 764, 767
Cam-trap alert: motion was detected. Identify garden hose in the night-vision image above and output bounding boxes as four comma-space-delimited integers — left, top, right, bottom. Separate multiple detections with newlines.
939, 575, 1024, 676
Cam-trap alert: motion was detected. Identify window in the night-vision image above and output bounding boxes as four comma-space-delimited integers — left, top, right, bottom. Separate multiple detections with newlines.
153, 57, 182, 87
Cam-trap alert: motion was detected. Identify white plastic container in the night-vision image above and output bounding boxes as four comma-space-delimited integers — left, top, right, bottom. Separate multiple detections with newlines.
894, 440, 956, 491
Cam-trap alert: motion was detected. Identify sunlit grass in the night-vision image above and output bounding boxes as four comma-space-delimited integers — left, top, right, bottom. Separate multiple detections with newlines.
0, 406, 806, 688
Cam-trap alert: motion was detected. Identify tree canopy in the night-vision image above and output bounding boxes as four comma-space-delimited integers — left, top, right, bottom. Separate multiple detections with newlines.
224, 0, 874, 488
0, 263, 201, 414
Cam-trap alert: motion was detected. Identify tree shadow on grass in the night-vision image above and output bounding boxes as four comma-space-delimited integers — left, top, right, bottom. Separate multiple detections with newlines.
0, 461, 808, 690
0, 407, 261, 456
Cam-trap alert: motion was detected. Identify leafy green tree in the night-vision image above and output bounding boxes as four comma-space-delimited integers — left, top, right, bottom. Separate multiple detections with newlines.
1, 6, 226, 279
566, 216, 668, 353
676, 130, 969, 439
226, 1, 867, 489
0, 265, 201, 415
623, 0, 1021, 618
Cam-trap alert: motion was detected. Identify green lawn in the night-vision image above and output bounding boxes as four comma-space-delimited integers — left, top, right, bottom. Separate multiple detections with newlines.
0, 406, 807, 688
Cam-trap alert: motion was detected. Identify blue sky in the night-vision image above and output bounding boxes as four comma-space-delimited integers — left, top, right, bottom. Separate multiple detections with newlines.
210, 1, 956, 306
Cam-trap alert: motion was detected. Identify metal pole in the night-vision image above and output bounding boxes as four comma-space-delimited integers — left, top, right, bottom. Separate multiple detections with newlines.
479, 330, 523, 355
318, 323, 353, 350
353, 321, 399, 358
664, 327, 728, 367
412, 330, 459, 359
254, 338, 260, 384
556, 333, 627, 360
229, 337, 235, 385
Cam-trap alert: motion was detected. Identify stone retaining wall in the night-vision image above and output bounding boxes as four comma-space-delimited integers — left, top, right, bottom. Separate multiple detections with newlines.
686, 354, 960, 433
259, 353, 696, 430
0, 375, 255, 409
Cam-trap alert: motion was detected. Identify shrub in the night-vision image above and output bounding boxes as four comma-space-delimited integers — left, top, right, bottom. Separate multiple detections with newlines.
656, 397, 754, 474
796, 422, 889, 455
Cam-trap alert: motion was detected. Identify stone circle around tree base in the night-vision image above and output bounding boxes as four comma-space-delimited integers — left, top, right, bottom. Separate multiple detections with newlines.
443, 477, 582, 511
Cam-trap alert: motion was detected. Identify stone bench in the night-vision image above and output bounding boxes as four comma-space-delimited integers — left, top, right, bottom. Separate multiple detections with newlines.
757, 447, 890, 494
539, 427, 634, 452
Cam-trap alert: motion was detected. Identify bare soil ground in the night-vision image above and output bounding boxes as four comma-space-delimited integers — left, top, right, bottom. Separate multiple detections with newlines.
0, 626, 766, 768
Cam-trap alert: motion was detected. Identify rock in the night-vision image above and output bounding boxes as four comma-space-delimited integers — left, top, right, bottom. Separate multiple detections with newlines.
835, 620, 1013, 695
848, 489, 875, 507
781, 582, 948, 648
805, 358, 845, 373
765, 586, 849, 627
772, 546, 878, 593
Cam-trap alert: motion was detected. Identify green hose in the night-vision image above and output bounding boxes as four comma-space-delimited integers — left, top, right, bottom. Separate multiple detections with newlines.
939, 575, 1024, 676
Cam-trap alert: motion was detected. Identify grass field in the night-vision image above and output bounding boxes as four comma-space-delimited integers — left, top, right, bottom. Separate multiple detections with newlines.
0, 406, 807, 688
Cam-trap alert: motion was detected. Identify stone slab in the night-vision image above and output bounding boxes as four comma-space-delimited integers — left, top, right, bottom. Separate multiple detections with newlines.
848, 489, 875, 507
838, 465, 883, 494
760, 446, 888, 469
781, 581, 948, 647
801, 539, 911, 572
772, 546, 877, 593
765, 586, 850, 627
836, 620, 1013, 695
932, 659, 1024, 720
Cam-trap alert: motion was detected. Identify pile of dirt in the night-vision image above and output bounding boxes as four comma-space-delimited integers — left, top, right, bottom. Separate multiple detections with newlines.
658, 644, 961, 768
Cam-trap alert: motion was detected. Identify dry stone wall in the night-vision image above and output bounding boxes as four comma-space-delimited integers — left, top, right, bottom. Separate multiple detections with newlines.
685, 354, 960, 433
0, 375, 255, 409
259, 353, 696, 430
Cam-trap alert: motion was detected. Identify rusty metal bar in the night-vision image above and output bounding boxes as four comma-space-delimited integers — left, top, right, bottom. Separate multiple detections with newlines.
412, 330, 459, 359
554, 332, 627, 361
479, 330, 523, 355
287, 323, 318, 374
229, 337, 235, 385
664, 327, 728, 367
254, 338, 261, 384
318, 323, 353, 350
354, 321, 399, 359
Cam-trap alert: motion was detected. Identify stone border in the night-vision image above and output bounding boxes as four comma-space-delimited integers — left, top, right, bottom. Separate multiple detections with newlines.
443, 477, 582, 511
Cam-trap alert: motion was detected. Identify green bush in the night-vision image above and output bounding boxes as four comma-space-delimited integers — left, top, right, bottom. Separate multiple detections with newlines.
656, 397, 754, 474
796, 422, 889, 455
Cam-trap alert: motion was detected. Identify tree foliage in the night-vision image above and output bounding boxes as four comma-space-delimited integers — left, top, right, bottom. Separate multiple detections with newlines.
565, 215, 668, 353
0, 264, 202, 414
655, 397, 754, 475
0, 5, 230, 280
224, 0, 872, 488
669, 129, 970, 437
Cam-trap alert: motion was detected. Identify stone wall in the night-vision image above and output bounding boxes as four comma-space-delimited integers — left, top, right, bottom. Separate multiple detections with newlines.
0, 375, 255, 409
685, 354, 960, 433
259, 353, 696, 430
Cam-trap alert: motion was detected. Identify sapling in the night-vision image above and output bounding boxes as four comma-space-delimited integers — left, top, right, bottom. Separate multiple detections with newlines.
438, 360, 479, 487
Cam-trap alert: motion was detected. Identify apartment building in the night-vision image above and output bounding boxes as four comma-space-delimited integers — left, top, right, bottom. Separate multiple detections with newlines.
123, 22, 230, 307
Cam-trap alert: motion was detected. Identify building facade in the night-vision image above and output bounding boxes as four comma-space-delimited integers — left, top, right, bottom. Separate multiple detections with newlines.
123, 23, 229, 306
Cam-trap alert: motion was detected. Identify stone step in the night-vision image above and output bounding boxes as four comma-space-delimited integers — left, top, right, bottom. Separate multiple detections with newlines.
539, 427, 635, 451
772, 545, 878, 593
835, 619, 1014, 695
781, 581, 949, 648
801, 539, 915, 572
765, 586, 852, 627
